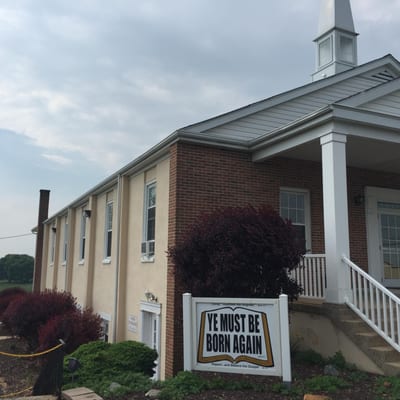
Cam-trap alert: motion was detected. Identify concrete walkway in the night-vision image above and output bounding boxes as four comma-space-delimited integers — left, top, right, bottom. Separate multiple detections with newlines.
62, 387, 103, 400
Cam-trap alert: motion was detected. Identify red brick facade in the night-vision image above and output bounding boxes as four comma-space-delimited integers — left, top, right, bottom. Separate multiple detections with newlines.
165, 141, 400, 377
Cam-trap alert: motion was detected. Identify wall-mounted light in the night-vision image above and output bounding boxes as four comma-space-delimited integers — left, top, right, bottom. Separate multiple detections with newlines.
51, 226, 57, 233
354, 195, 365, 206
83, 209, 91, 218
144, 289, 157, 303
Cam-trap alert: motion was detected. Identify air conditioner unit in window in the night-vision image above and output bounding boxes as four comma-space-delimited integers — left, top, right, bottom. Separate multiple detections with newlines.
141, 240, 155, 258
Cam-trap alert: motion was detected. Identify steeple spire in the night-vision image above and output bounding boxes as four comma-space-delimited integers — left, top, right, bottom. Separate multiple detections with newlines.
312, 0, 358, 81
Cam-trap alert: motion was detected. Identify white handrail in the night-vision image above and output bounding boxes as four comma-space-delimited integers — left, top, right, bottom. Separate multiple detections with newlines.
342, 255, 400, 352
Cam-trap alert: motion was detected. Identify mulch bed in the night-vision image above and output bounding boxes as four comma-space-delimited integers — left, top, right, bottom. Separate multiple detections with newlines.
0, 337, 41, 397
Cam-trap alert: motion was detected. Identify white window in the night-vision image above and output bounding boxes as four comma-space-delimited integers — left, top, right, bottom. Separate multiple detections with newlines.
104, 198, 113, 260
142, 182, 156, 260
62, 217, 68, 264
280, 188, 311, 253
339, 34, 354, 63
318, 36, 332, 67
50, 224, 56, 264
79, 208, 87, 261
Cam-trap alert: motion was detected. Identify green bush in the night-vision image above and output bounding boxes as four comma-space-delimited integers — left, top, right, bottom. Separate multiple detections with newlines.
292, 349, 325, 366
158, 371, 208, 400
63, 340, 157, 397
158, 371, 263, 400
304, 375, 350, 393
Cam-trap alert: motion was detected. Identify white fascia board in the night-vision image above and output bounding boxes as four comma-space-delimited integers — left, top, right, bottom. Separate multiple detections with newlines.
337, 78, 400, 107
331, 105, 400, 137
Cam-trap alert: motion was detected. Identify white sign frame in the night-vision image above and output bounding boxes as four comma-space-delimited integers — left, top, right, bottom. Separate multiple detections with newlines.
183, 293, 291, 384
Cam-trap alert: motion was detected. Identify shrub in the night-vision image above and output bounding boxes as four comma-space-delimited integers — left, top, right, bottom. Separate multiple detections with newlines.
38, 308, 103, 354
169, 206, 303, 299
304, 375, 350, 393
158, 371, 262, 400
158, 371, 207, 400
2, 290, 77, 348
0, 287, 27, 319
63, 341, 157, 396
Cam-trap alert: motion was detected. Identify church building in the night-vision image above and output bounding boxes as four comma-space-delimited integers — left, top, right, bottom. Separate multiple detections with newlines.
35, 0, 400, 378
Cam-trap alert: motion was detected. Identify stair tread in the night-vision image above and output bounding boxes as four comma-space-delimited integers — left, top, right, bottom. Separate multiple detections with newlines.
385, 361, 400, 367
341, 319, 363, 323
370, 346, 395, 352
355, 332, 378, 337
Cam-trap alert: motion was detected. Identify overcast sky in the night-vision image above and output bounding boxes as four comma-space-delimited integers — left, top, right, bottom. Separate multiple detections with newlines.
1, 0, 400, 258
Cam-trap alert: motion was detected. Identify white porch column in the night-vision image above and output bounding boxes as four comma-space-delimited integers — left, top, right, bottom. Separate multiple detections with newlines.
320, 133, 351, 303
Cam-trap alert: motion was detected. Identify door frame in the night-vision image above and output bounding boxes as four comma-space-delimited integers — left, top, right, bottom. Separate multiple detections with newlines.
140, 301, 161, 380
366, 187, 400, 287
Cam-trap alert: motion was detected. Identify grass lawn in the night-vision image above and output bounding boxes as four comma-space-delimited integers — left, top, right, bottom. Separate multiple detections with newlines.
0, 280, 32, 292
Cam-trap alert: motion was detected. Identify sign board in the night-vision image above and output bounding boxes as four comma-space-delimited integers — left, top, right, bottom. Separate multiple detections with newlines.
183, 294, 291, 383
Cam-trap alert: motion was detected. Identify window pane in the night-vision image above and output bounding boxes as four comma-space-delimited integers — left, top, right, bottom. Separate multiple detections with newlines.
339, 35, 353, 63
107, 231, 112, 257
293, 225, 306, 253
280, 192, 288, 208
319, 37, 332, 66
297, 210, 305, 224
148, 186, 156, 207
289, 194, 297, 209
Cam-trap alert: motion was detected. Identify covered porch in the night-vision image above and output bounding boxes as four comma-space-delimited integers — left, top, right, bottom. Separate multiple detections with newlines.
251, 104, 400, 353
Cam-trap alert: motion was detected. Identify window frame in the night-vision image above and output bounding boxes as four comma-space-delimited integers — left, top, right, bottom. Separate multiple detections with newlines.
141, 181, 156, 262
79, 208, 87, 262
62, 216, 68, 265
279, 187, 312, 253
104, 198, 113, 261
50, 223, 56, 265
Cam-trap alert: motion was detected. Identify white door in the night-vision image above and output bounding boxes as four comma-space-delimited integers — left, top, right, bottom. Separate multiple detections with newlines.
141, 304, 161, 380
379, 202, 400, 287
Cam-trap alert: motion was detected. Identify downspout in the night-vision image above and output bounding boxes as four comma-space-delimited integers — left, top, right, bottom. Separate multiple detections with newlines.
112, 174, 122, 342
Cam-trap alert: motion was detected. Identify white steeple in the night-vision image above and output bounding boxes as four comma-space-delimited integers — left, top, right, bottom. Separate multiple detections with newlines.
312, 0, 358, 81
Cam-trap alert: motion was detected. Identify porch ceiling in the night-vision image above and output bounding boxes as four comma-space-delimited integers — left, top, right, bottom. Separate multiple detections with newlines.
277, 135, 400, 174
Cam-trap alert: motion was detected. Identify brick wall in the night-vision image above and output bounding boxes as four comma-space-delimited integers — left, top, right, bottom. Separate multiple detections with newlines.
165, 141, 400, 376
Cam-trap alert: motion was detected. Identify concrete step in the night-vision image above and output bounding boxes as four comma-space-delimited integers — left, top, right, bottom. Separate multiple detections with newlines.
354, 331, 383, 347
384, 361, 400, 376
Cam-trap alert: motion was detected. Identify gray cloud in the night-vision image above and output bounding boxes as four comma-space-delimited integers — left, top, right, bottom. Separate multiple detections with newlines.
0, 0, 399, 256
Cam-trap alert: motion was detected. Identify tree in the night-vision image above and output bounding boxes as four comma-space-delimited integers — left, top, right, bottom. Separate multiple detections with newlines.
0, 254, 34, 283
169, 206, 303, 300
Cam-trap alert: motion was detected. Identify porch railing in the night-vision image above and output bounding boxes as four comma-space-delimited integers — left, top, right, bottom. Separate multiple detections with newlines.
343, 255, 400, 352
290, 254, 326, 300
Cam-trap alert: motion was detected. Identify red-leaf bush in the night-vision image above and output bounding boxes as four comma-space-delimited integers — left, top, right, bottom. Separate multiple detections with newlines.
38, 308, 103, 354
2, 290, 77, 349
0, 287, 27, 320
169, 206, 303, 300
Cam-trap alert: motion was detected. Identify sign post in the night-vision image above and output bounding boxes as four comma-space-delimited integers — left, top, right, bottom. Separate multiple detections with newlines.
182, 293, 291, 384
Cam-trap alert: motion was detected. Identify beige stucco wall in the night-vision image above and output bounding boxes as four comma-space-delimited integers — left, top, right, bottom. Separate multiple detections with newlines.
290, 310, 384, 375
70, 204, 90, 308
40, 156, 170, 379
90, 188, 117, 321
124, 158, 170, 379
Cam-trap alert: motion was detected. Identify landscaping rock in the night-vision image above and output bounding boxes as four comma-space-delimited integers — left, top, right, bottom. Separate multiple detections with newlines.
303, 394, 332, 400
145, 388, 161, 399
108, 382, 122, 392
323, 364, 339, 376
